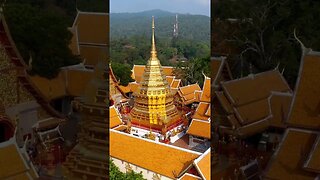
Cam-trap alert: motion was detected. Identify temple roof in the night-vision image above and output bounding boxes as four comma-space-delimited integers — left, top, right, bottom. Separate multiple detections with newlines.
193, 102, 210, 121
287, 50, 320, 129
265, 46, 320, 179
32, 67, 94, 99
178, 84, 202, 105
215, 70, 292, 137
131, 65, 174, 83
264, 128, 319, 179
200, 76, 210, 103
0, 138, 38, 179
194, 148, 211, 180
69, 11, 108, 66
71, 11, 108, 45
109, 106, 122, 129
110, 130, 201, 179
304, 136, 320, 173
221, 70, 291, 106
212, 57, 233, 88
187, 119, 211, 139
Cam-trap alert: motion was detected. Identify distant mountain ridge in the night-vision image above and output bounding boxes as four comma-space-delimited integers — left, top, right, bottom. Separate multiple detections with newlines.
111, 9, 175, 18
110, 9, 210, 44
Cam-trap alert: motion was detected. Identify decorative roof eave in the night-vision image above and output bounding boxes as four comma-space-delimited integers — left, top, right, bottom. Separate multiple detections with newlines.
286, 30, 315, 124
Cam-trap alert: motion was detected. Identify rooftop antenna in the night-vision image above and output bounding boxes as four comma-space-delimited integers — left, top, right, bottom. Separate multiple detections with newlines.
173, 14, 178, 38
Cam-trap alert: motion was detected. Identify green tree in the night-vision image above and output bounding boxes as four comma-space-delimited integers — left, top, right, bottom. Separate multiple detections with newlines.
111, 62, 134, 86
213, 0, 320, 87
174, 56, 210, 87
4, 3, 80, 79
110, 160, 145, 180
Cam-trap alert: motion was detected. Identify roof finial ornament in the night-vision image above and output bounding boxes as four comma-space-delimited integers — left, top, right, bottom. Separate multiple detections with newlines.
281, 67, 285, 75
0, 0, 6, 13
274, 62, 280, 70
202, 71, 207, 78
294, 28, 307, 55
75, 0, 79, 12
151, 16, 157, 59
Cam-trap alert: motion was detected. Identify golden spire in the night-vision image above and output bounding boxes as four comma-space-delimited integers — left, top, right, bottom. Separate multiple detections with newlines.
130, 16, 180, 134
151, 16, 157, 59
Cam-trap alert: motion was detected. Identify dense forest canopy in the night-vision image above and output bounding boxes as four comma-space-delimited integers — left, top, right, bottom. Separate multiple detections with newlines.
111, 10, 210, 86
111, 9, 210, 44
1, 0, 107, 79
213, 0, 320, 87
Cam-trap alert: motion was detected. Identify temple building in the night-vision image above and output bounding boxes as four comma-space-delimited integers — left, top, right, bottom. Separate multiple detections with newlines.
129, 17, 183, 143
110, 129, 210, 180
63, 62, 107, 179
264, 41, 320, 180
109, 16, 211, 179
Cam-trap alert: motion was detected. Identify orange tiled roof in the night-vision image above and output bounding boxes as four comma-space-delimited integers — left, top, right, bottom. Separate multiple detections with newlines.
69, 11, 108, 66
195, 90, 202, 102
200, 76, 210, 102
72, 12, 108, 45
193, 102, 210, 121
268, 92, 292, 128
287, 51, 320, 129
178, 84, 202, 105
212, 57, 233, 87
30, 67, 95, 100
212, 58, 221, 84
205, 106, 211, 117
166, 76, 175, 85
304, 137, 320, 173
187, 119, 210, 139
222, 70, 291, 106
118, 85, 131, 93
180, 84, 201, 95
194, 148, 211, 180
110, 130, 201, 179
79, 46, 107, 66
129, 82, 139, 93
0, 138, 38, 179
215, 91, 233, 114
234, 99, 270, 125
183, 93, 196, 101
171, 79, 181, 89
265, 129, 318, 179
215, 70, 292, 137
109, 106, 122, 128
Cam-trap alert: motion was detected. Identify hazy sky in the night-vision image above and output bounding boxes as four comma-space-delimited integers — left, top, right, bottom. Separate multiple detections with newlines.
110, 0, 210, 16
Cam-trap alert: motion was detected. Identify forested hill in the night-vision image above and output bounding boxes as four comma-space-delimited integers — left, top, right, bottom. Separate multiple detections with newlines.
110, 9, 210, 44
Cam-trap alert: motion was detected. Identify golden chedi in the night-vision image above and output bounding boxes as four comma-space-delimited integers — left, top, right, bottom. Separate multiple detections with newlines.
130, 17, 180, 136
